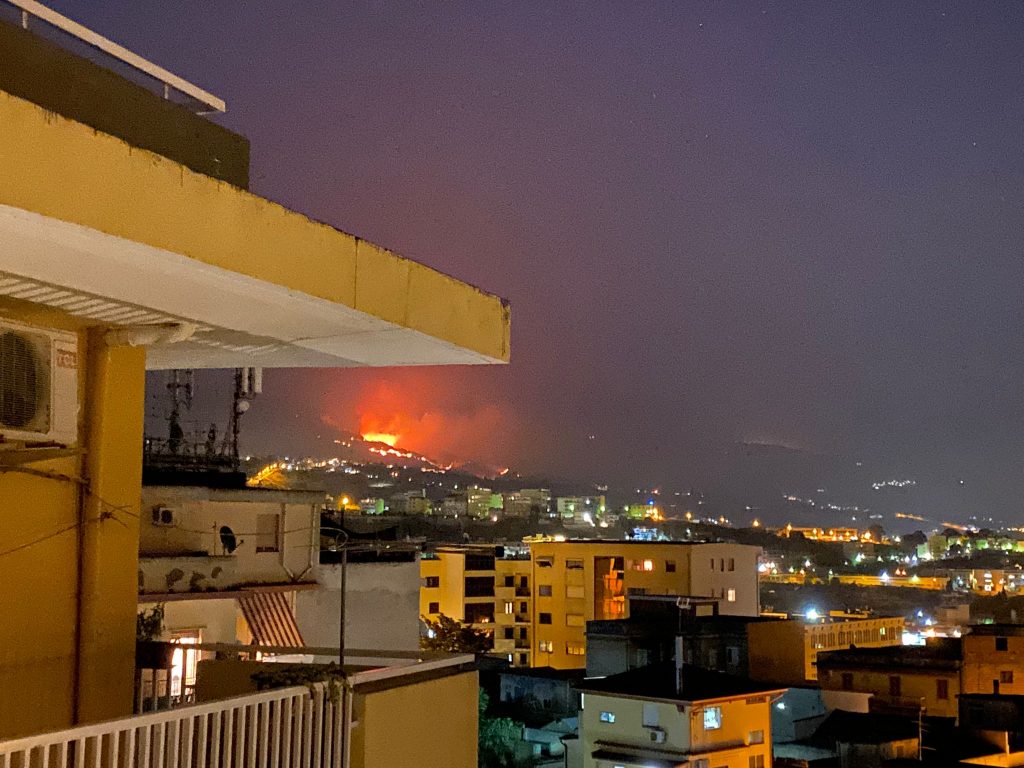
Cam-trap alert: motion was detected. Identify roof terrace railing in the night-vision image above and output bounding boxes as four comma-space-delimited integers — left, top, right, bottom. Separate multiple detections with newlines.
5, 0, 226, 113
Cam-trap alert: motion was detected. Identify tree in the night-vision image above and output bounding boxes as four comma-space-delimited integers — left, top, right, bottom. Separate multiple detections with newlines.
420, 613, 491, 654
478, 689, 522, 768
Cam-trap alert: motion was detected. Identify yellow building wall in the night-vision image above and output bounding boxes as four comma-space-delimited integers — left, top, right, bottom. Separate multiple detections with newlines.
350, 670, 479, 768
963, 634, 1024, 695
0, 314, 145, 738
817, 665, 960, 719
688, 697, 773, 767
748, 621, 807, 686
749, 617, 904, 684
530, 541, 758, 670
580, 692, 772, 768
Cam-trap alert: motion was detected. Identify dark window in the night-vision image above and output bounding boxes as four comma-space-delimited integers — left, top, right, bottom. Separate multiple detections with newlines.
937, 679, 949, 700
537, 557, 553, 568
728, 558, 735, 572
423, 576, 440, 588
538, 584, 553, 596
710, 558, 716, 570
427, 601, 439, 614
539, 613, 552, 625
1002, 671, 1014, 684
841, 672, 853, 691
464, 576, 494, 597
504, 628, 513, 639
504, 576, 514, 587
519, 602, 527, 612
889, 676, 901, 697
666, 560, 676, 573
566, 558, 584, 570
465, 554, 495, 571
997, 637, 1009, 651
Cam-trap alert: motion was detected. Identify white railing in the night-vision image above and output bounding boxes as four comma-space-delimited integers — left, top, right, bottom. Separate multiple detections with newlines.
2, 0, 226, 113
0, 683, 344, 768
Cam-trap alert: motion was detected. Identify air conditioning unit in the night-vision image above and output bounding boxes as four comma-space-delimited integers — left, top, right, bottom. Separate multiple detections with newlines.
649, 729, 666, 744
0, 321, 78, 446
150, 505, 178, 527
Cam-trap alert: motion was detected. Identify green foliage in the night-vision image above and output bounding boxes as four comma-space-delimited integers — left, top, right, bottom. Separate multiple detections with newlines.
478, 689, 523, 768
136, 604, 164, 641
250, 662, 345, 704
420, 614, 492, 654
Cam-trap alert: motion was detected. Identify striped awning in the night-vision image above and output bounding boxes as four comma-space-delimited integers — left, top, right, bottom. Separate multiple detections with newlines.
237, 591, 304, 648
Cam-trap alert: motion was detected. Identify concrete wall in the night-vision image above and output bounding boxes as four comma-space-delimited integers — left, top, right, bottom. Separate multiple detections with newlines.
138, 487, 319, 595
0, 18, 249, 187
296, 559, 421, 652
143, 597, 245, 645
350, 669, 479, 768
0, 314, 145, 738
0, 89, 510, 365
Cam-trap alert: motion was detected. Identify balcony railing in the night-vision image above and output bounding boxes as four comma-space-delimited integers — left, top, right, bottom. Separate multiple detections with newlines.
0, 683, 344, 768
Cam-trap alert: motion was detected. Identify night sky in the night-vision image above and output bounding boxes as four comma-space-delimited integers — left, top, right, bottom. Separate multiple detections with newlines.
53, 3, 1024, 518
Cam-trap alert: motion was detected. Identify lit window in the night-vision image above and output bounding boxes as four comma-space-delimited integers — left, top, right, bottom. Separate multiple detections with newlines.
642, 559, 654, 572
727, 588, 737, 602
599, 711, 616, 723
703, 706, 722, 730
539, 640, 553, 653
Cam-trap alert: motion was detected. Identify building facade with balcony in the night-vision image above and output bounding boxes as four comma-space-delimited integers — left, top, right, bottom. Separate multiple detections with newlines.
0, 0, 508, 754
530, 540, 761, 670
420, 544, 533, 666
576, 663, 784, 768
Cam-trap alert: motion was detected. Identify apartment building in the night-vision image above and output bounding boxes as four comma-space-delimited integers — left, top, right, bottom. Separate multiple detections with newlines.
530, 540, 760, 669
747, 613, 905, 684
817, 639, 963, 719
420, 545, 534, 665
0, 4, 508, 760
577, 663, 785, 768
817, 625, 1024, 722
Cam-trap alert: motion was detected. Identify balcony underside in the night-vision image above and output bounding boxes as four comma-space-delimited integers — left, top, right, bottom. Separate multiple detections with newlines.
0, 90, 510, 369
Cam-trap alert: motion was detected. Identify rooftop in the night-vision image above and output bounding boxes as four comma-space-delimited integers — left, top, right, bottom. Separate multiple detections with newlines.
575, 663, 786, 704
966, 624, 1024, 637
817, 639, 962, 672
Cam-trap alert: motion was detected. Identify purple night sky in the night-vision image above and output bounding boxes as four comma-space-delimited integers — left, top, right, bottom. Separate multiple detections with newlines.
51, 2, 1024, 518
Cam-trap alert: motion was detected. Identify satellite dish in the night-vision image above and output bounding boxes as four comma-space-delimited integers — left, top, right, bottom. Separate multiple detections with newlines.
219, 525, 238, 554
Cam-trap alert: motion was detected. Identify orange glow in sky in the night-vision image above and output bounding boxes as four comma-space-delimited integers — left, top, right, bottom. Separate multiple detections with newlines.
361, 432, 400, 447
321, 370, 518, 472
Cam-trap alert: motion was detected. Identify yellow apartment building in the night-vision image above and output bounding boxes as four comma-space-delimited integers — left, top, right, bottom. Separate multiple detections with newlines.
420, 545, 533, 666
0, 2, 508, 750
577, 663, 785, 768
816, 640, 963, 719
530, 540, 761, 670
747, 613, 904, 684
817, 625, 1024, 722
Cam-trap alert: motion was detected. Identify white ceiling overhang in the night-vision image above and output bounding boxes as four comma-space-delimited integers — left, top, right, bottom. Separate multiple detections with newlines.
0, 204, 502, 369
